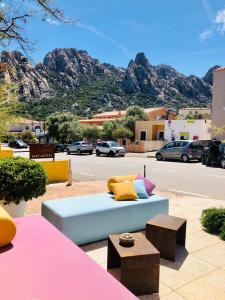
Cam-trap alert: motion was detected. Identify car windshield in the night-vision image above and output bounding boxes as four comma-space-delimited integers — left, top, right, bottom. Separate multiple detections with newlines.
109, 142, 121, 147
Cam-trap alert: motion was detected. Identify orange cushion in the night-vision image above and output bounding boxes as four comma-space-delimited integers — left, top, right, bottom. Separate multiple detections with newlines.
111, 181, 137, 201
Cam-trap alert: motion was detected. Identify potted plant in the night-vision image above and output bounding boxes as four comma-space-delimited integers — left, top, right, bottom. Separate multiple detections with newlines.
0, 157, 47, 217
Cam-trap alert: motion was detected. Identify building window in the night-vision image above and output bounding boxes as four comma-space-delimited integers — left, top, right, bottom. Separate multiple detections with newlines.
140, 131, 147, 141
158, 131, 164, 140
25, 125, 29, 130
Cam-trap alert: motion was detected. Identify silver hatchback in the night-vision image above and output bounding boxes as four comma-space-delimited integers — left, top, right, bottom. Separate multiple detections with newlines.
67, 141, 93, 155
156, 140, 204, 162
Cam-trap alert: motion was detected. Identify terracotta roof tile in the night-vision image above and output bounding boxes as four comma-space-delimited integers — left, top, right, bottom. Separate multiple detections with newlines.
215, 67, 225, 72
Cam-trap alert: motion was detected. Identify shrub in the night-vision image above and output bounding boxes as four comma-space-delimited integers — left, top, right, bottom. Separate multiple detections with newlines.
219, 221, 225, 241
201, 207, 225, 234
0, 157, 47, 205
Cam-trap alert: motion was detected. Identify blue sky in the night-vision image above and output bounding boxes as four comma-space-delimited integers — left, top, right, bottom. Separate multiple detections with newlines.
8, 0, 225, 77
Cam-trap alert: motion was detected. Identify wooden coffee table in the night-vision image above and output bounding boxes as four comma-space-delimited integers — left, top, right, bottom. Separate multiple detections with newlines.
107, 233, 160, 296
146, 214, 187, 261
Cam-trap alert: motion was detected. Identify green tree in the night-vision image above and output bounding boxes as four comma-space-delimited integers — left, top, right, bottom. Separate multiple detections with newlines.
58, 121, 81, 143
123, 106, 149, 140
21, 130, 36, 143
112, 127, 133, 140
125, 105, 149, 120
101, 120, 120, 140
0, 0, 69, 52
81, 125, 100, 142
185, 113, 194, 120
46, 112, 78, 142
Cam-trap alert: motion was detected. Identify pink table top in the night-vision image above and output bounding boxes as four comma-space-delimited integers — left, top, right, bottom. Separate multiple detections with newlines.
0, 215, 136, 300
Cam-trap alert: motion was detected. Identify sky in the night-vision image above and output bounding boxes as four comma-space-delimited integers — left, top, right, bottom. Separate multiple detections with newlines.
4, 0, 225, 77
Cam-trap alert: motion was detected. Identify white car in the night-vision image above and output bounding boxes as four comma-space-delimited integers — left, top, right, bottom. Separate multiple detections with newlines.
96, 141, 126, 157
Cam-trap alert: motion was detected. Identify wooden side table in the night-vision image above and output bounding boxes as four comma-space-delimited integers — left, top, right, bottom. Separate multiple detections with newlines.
107, 233, 160, 296
146, 214, 187, 261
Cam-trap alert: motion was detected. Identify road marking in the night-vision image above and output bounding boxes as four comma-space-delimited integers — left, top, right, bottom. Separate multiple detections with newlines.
202, 174, 225, 178
168, 189, 209, 198
152, 168, 177, 173
80, 172, 95, 177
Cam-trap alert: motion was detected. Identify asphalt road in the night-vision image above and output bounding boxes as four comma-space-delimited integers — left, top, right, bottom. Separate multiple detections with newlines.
16, 151, 225, 200
58, 152, 225, 200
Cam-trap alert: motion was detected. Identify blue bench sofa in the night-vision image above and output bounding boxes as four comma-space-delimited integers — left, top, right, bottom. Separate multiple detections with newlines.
42, 193, 169, 245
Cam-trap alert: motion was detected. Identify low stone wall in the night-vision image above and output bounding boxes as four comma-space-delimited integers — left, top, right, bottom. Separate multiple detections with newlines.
126, 143, 145, 153
143, 141, 167, 152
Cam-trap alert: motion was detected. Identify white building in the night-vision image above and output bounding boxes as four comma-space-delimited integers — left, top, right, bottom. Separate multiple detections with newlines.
164, 119, 211, 141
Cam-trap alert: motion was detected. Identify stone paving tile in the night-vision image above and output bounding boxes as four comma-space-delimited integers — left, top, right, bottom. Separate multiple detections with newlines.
177, 278, 225, 300
159, 263, 197, 290
185, 231, 220, 253
160, 291, 186, 300
139, 283, 172, 299
163, 253, 217, 277
201, 269, 225, 292
186, 219, 202, 234
193, 242, 225, 267
85, 246, 107, 265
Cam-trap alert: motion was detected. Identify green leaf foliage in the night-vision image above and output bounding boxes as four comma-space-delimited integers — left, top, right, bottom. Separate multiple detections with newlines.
219, 221, 225, 241
201, 207, 225, 234
0, 157, 48, 204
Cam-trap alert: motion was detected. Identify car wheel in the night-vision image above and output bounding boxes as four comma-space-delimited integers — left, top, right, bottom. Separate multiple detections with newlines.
181, 154, 189, 163
156, 153, 163, 161
67, 149, 70, 155
221, 159, 225, 169
109, 151, 115, 157
77, 149, 81, 155
89, 151, 93, 155
96, 150, 100, 156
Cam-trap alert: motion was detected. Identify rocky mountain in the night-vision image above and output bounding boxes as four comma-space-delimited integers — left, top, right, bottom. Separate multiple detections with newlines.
0, 48, 217, 118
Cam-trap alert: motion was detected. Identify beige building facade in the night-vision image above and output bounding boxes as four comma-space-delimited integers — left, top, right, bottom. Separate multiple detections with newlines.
9, 119, 44, 136
179, 108, 211, 119
212, 67, 225, 140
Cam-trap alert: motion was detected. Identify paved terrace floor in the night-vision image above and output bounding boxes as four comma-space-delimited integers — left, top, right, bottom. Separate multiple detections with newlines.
26, 182, 225, 300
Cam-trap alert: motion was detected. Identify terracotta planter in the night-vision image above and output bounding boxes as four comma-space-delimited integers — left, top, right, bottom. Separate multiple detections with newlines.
0, 201, 26, 218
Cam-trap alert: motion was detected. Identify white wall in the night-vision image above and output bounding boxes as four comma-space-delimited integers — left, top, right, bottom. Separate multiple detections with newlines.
164, 120, 211, 141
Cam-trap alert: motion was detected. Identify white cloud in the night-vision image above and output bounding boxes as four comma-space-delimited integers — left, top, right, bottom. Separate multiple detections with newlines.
77, 22, 133, 56
199, 29, 213, 41
46, 18, 60, 26
215, 8, 225, 35
200, 0, 213, 21
0, 2, 6, 8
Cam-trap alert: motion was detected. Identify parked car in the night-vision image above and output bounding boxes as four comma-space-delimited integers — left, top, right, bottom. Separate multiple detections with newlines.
54, 143, 66, 152
66, 141, 93, 155
96, 141, 126, 157
156, 140, 205, 162
202, 142, 225, 168
8, 139, 28, 149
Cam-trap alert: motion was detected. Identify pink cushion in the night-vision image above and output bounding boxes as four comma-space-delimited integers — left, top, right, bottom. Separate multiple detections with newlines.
0, 215, 136, 300
136, 175, 155, 196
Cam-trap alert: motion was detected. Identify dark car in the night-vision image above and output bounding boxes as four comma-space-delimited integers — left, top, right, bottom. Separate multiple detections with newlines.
202, 141, 225, 168
8, 139, 28, 149
54, 144, 65, 152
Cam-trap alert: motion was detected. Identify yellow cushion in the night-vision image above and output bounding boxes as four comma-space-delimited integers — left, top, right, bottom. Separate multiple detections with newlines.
111, 181, 137, 201
107, 175, 136, 192
0, 206, 17, 248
